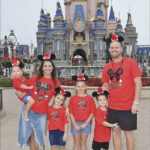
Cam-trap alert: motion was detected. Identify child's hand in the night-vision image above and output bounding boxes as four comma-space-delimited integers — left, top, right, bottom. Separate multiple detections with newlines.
74, 124, 80, 131
80, 123, 87, 129
113, 123, 120, 129
29, 86, 33, 89
63, 135, 67, 142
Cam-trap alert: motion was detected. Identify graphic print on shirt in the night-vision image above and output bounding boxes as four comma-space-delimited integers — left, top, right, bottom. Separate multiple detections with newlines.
107, 68, 123, 88
21, 77, 25, 82
50, 110, 59, 121
34, 81, 52, 101
78, 100, 88, 110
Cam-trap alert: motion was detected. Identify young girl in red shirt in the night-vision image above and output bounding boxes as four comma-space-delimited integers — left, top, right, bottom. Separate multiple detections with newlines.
47, 87, 71, 150
10, 58, 35, 121
69, 71, 96, 150
92, 87, 119, 150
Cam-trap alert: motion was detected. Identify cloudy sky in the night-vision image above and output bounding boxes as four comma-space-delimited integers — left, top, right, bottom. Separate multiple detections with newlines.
0, 0, 149, 46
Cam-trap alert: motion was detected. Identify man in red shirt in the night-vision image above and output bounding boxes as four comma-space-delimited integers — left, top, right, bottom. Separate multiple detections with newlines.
102, 35, 142, 150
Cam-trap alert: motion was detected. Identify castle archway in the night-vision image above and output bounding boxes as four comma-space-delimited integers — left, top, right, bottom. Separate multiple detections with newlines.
72, 49, 87, 66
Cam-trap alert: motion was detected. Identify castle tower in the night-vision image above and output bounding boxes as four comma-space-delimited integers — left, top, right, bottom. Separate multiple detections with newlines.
53, 1, 66, 60
107, 3, 117, 35
124, 12, 138, 57
36, 9, 48, 54
116, 18, 124, 37
92, 1, 106, 61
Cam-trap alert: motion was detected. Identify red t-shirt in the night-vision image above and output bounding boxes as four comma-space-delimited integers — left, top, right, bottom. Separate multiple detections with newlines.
94, 107, 111, 142
47, 106, 68, 131
69, 95, 96, 122
30, 76, 61, 114
12, 76, 30, 101
102, 57, 142, 110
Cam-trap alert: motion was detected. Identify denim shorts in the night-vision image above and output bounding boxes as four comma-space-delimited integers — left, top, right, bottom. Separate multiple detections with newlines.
22, 93, 31, 103
71, 121, 91, 134
49, 130, 66, 147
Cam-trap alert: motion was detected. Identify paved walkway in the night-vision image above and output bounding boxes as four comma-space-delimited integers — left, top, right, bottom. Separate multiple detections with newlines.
0, 89, 150, 150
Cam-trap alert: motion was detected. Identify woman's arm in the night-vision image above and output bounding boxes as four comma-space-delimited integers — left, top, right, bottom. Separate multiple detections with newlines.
15, 91, 26, 98
20, 84, 33, 90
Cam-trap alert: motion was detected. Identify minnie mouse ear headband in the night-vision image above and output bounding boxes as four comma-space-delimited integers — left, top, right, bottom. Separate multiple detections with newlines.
103, 34, 124, 44
38, 53, 55, 61
72, 69, 88, 81
92, 87, 109, 98
5, 57, 24, 68
55, 87, 71, 97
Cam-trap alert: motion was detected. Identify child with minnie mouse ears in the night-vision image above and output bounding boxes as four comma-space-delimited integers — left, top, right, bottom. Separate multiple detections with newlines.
92, 87, 119, 150
10, 57, 35, 121
47, 87, 71, 150
69, 69, 96, 150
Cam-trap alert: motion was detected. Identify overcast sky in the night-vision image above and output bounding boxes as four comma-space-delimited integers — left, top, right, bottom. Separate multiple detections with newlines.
0, 0, 150, 46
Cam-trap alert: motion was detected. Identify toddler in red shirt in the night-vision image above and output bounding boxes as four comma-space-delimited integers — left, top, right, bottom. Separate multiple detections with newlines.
11, 58, 34, 121
47, 87, 71, 150
69, 70, 96, 150
92, 87, 119, 150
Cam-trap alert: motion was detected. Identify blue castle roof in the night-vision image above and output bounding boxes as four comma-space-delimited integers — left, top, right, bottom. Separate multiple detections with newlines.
109, 6, 115, 20
137, 46, 150, 57
117, 19, 123, 29
95, 2, 104, 20
17, 45, 29, 56
38, 9, 48, 27
54, 1, 64, 21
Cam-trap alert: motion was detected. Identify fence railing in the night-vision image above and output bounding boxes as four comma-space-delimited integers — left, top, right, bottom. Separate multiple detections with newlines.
59, 77, 150, 87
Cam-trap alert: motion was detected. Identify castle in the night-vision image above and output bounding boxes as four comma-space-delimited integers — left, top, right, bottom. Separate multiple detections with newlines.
36, 0, 138, 77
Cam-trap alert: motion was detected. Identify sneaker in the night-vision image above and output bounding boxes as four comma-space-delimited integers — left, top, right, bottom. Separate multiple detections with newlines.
22, 112, 29, 121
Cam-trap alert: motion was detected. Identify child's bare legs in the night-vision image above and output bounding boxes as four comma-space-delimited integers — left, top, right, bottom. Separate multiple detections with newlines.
60, 147, 65, 150
73, 134, 80, 150
51, 146, 58, 150
24, 97, 34, 114
23, 97, 34, 121
80, 133, 88, 150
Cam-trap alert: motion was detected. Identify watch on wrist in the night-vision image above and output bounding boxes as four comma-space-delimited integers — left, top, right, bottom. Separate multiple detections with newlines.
133, 100, 139, 105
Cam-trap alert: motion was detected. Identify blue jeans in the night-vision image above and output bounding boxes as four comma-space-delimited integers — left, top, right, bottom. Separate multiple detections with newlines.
49, 130, 66, 147
18, 104, 47, 150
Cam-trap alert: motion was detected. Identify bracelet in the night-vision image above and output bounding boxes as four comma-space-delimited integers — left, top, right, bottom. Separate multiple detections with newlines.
133, 101, 139, 105
112, 124, 115, 129
64, 133, 68, 136
85, 121, 88, 126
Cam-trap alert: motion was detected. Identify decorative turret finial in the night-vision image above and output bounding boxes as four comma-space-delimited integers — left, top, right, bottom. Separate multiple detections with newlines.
111, 0, 113, 6
41, 0, 43, 9
54, 0, 64, 21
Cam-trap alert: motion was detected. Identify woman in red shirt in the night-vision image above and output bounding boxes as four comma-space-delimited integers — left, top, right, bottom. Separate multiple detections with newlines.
18, 53, 61, 150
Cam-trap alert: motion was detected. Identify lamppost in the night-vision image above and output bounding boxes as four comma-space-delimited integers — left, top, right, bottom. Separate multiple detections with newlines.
7, 30, 17, 60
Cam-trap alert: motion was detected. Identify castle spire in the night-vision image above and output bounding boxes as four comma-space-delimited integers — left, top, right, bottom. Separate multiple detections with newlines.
109, 3, 115, 20
38, 9, 48, 27
95, 1, 104, 20
53, 1, 64, 21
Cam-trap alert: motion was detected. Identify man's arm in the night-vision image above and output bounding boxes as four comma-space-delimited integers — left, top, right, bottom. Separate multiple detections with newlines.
131, 76, 142, 114
20, 84, 33, 90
